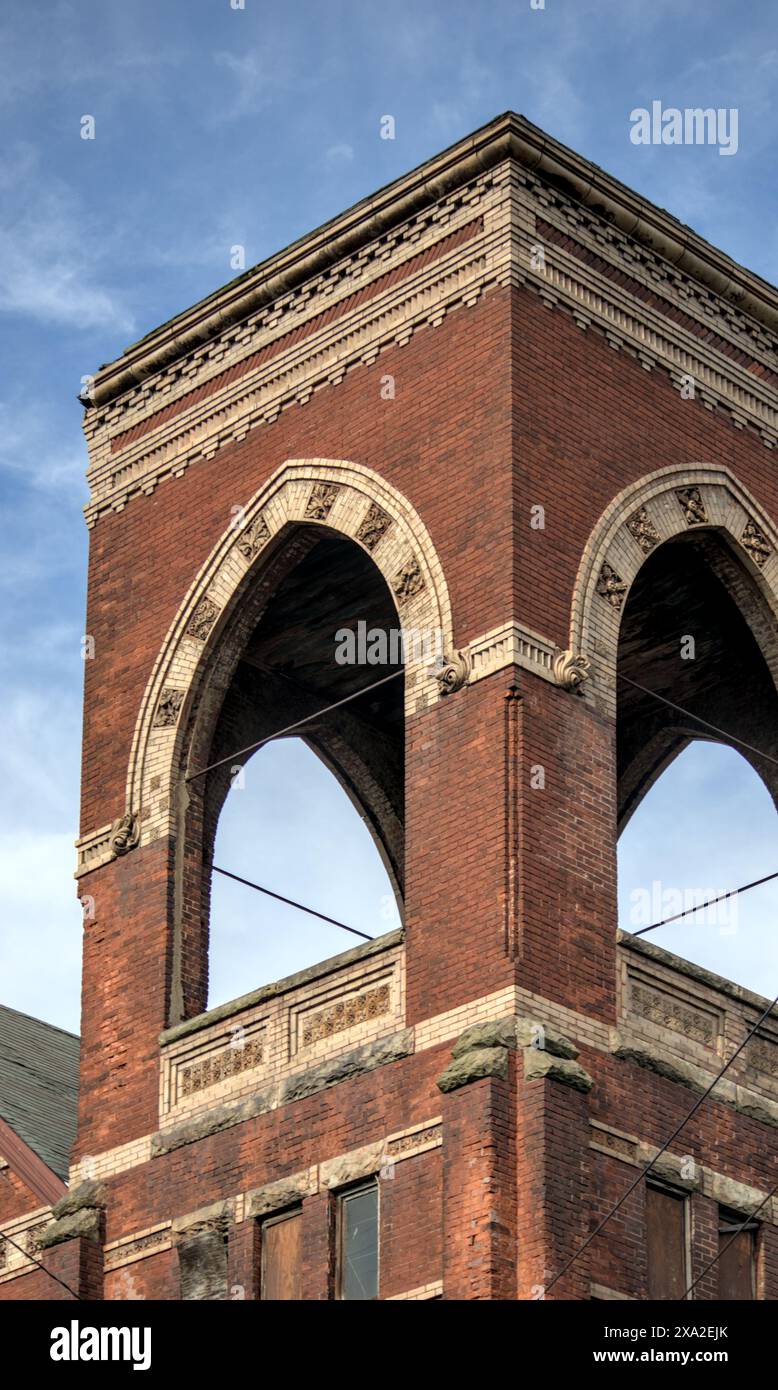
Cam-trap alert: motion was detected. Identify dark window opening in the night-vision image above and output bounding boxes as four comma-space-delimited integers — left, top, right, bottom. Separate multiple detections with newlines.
646, 1184, 687, 1300
718, 1208, 757, 1300
338, 1180, 379, 1301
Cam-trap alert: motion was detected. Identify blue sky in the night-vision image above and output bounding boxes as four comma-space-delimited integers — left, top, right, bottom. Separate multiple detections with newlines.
1, 0, 776, 1033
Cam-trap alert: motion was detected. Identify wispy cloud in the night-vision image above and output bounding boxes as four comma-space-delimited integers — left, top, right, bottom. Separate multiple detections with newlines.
0, 145, 133, 332
324, 142, 355, 166
212, 45, 297, 123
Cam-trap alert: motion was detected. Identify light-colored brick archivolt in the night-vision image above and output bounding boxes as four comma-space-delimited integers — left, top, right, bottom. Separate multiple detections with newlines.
117, 458, 455, 854
570, 464, 778, 718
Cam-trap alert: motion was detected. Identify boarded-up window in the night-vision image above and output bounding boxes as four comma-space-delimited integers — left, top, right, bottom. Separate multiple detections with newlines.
718, 1210, 756, 1300
261, 1210, 302, 1301
646, 1185, 686, 1300
338, 1181, 379, 1300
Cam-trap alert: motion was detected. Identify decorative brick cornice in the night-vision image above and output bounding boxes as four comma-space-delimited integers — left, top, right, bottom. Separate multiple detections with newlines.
82, 191, 504, 525
81, 116, 778, 528
88, 113, 778, 410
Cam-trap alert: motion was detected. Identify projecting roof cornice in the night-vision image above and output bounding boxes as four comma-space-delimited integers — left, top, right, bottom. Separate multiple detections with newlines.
89, 111, 778, 407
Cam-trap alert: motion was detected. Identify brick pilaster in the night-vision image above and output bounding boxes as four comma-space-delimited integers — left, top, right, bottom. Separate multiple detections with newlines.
227, 1219, 260, 1301
300, 1192, 334, 1300
516, 1051, 593, 1301
438, 1051, 517, 1300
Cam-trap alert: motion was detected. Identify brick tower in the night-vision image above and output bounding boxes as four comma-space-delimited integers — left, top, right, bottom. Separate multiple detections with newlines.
3, 113, 778, 1301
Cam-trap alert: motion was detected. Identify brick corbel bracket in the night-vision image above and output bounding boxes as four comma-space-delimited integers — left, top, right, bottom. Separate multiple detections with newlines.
436, 1014, 593, 1094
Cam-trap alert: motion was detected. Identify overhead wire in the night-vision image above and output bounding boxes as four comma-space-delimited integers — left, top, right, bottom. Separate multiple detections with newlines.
184, 666, 404, 785
0, 1226, 83, 1300
212, 866, 374, 942
683, 1179, 778, 1298
543, 984, 778, 1295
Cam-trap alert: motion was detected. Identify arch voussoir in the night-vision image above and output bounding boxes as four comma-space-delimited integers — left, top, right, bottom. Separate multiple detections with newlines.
122, 458, 455, 852
571, 465, 778, 718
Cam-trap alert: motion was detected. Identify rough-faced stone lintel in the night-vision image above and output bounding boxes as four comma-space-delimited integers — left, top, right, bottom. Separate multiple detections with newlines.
436, 1044, 510, 1092
612, 1032, 778, 1129
611, 1035, 712, 1094
246, 1169, 318, 1219
280, 1028, 414, 1105
172, 1198, 236, 1238
320, 1142, 387, 1190
152, 1028, 414, 1156
637, 1149, 703, 1193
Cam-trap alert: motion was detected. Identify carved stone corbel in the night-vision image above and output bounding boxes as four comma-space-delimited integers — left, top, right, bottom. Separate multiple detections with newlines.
551, 648, 591, 692
434, 650, 471, 695
109, 813, 139, 857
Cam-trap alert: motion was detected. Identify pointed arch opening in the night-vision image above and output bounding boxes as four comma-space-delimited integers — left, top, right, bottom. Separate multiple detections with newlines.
179, 524, 407, 1020
615, 527, 778, 990
618, 741, 778, 993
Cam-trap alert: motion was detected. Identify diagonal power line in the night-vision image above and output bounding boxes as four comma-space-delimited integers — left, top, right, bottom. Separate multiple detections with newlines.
618, 673, 778, 771
185, 667, 405, 786
0, 1227, 82, 1300
212, 866, 373, 942
543, 984, 778, 1296
684, 1179, 778, 1298
631, 870, 778, 937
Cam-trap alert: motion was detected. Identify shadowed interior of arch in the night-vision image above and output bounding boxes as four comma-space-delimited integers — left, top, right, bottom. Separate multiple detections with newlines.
615, 529, 778, 993
616, 530, 778, 833
181, 526, 406, 1015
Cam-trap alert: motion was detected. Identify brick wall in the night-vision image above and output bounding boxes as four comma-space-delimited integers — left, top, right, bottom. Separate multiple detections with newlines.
6, 120, 778, 1300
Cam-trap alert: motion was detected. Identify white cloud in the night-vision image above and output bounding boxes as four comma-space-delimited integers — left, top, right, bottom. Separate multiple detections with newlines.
325, 142, 355, 166
212, 47, 295, 123
0, 145, 133, 332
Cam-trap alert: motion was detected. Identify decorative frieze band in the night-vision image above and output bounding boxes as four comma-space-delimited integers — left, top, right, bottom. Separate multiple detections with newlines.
521, 192, 778, 448
83, 191, 505, 525
159, 938, 404, 1121
59, 929, 778, 1191
104, 1222, 173, 1272
0, 1207, 52, 1284
83, 130, 778, 530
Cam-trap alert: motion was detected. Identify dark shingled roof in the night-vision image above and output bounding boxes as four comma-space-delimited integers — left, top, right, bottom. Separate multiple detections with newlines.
0, 1005, 79, 1181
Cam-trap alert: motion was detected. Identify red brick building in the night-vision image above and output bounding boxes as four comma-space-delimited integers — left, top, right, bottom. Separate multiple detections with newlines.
3, 112, 777, 1301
